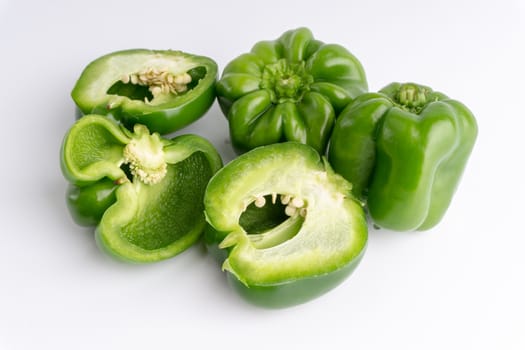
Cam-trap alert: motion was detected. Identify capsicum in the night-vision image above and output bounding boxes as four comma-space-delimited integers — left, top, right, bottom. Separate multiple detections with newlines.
328, 82, 478, 231
72, 49, 218, 134
204, 142, 367, 307
216, 27, 368, 154
61, 114, 222, 262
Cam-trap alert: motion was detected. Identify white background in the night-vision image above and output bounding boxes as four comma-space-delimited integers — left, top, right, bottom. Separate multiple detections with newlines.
1, 0, 524, 349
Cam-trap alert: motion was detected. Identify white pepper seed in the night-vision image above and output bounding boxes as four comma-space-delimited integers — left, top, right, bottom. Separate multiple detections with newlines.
151, 86, 162, 96
174, 84, 187, 93
174, 74, 186, 85
254, 196, 266, 208
281, 195, 291, 205
125, 68, 192, 98
285, 205, 297, 217
291, 197, 304, 208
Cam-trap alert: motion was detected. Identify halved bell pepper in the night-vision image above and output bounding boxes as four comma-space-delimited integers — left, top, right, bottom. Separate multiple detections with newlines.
72, 49, 218, 134
328, 82, 478, 231
61, 114, 222, 262
216, 27, 368, 154
204, 142, 367, 307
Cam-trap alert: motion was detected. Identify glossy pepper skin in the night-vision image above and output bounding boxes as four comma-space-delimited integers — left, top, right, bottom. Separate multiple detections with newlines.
204, 142, 367, 307
61, 115, 222, 262
216, 27, 368, 154
328, 82, 478, 231
72, 49, 218, 135
66, 179, 118, 227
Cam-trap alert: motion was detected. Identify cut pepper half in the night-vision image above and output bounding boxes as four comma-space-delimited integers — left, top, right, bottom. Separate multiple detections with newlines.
61, 115, 222, 262
204, 142, 367, 307
72, 49, 218, 134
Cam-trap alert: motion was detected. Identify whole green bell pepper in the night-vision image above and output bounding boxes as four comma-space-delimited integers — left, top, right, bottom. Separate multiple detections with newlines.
328, 82, 478, 231
72, 49, 218, 135
204, 142, 367, 307
61, 115, 222, 262
216, 27, 368, 154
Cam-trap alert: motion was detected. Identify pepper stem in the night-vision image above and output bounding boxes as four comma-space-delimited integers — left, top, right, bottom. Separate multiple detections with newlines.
394, 83, 430, 113
261, 59, 313, 103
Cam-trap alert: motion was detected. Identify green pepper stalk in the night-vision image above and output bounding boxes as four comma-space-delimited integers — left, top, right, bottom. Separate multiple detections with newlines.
204, 142, 367, 307
71, 49, 218, 135
328, 82, 478, 231
216, 27, 368, 154
61, 115, 222, 262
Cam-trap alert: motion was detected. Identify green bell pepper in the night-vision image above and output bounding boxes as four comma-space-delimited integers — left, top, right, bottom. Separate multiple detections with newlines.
204, 142, 367, 307
216, 27, 368, 154
328, 82, 478, 231
72, 49, 218, 135
61, 114, 222, 262
66, 178, 118, 227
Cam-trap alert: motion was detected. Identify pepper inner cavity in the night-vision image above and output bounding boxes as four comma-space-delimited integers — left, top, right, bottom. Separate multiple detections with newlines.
239, 194, 307, 249
107, 67, 193, 103
239, 194, 307, 235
